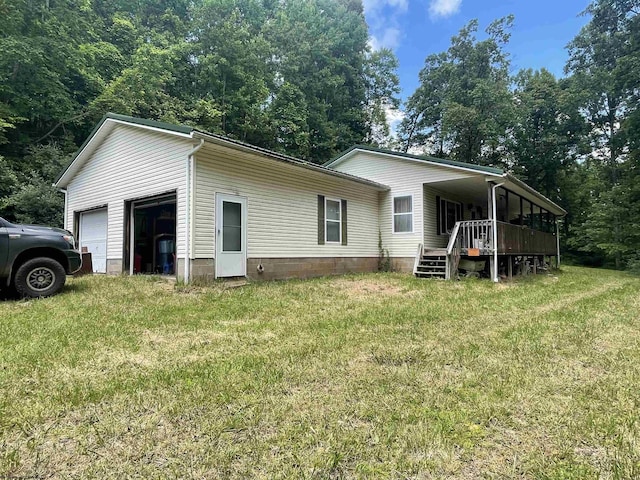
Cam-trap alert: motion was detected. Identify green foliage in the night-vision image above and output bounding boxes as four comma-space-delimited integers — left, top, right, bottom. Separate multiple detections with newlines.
510, 69, 586, 203
1, 145, 68, 226
377, 231, 390, 272
0, 0, 399, 224
399, 17, 515, 167
364, 48, 401, 146
564, 0, 640, 269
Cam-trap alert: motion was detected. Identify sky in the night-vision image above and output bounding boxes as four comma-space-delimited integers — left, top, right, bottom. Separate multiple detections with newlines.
363, 0, 592, 102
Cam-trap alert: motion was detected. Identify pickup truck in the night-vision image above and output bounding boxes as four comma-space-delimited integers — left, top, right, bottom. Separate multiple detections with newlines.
0, 217, 82, 298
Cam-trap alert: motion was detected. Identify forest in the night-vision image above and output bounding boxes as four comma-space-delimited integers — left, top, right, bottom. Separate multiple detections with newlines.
0, 0, 638, 271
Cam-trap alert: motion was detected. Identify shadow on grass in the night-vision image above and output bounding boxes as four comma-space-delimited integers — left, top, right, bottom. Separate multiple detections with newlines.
0, 279, 90, 302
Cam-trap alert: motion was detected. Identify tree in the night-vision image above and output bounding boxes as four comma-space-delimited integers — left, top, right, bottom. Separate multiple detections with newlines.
510, 69, 585, 202
566, 0, 640, 269
363, 48, 401, 146
1, 145, 68, 226
399, 17, 514, 167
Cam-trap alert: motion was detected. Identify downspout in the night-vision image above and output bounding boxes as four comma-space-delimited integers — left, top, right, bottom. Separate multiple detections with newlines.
491, 181, 506, 283
185, 138, 205, 283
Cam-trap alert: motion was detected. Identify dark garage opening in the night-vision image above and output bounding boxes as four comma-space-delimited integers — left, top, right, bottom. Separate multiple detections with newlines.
130, 194, 177, 275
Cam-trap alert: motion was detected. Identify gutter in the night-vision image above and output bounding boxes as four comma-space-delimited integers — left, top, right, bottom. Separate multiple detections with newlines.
185, 138, 205, 283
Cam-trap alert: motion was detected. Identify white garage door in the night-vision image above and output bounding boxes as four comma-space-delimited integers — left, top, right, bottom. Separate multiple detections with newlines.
80, 209, 107, 273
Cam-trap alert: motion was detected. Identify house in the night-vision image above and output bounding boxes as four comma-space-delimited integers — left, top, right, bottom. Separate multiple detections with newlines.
55, 113, 566, 283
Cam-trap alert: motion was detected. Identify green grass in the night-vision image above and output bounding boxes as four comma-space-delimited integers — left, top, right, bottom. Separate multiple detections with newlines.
1, 266, 640, 478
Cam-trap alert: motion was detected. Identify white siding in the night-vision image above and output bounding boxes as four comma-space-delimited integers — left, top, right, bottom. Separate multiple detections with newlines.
193, 144, 379, 259
65, 125, 193, 263
333, 151, 476, 257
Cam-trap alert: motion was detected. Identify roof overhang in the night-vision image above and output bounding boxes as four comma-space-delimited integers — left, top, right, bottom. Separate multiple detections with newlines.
326, 145, 505, 176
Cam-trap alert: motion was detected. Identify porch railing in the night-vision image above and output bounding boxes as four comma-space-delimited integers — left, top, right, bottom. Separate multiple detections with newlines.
496, 221, 556, 255
456, 219, 494, 253
449, 219, 556, 256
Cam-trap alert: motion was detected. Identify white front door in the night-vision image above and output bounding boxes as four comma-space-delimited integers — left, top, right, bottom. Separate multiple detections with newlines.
80, 208, 108, 273
215, 194, 247, 278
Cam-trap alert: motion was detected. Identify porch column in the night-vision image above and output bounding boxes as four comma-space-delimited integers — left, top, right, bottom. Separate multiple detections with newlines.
489, 181, 505, 282
556, 217, 561, 268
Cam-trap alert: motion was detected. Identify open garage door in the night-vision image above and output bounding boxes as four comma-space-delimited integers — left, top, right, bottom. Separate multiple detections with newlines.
80, 209, 107, 273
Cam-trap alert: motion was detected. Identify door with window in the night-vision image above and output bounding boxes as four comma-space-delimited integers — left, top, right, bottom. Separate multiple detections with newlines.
215, 194, 247, 278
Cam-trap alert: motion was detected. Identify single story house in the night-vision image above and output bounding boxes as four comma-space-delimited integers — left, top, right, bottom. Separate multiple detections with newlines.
55, 113, 566, 283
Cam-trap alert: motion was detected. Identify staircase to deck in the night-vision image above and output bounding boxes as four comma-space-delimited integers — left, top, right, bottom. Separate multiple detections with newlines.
414, 248, 448, 279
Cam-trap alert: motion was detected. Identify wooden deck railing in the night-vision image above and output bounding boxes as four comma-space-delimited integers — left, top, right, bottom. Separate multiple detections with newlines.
496, 221, 556, 255
456, 219, 493, 252
452, 220, 556, 256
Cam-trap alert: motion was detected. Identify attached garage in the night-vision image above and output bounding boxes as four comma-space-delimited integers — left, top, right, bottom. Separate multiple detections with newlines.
79, 209, 107, 273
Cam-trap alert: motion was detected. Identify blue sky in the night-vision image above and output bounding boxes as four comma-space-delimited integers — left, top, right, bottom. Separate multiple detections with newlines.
363, 0, 592, 101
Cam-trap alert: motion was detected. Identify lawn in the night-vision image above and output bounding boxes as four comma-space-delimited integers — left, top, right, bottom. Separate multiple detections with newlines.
1, 266, 639, 479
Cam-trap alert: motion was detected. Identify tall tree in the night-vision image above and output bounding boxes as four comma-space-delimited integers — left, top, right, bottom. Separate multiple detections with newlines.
363, 48, 401, 146
510, 69, 585, 202
399, 17, 514, 167
566, 0, 640, 268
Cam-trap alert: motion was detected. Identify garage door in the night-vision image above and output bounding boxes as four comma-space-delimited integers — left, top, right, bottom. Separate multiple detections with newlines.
80, 209, 107, 273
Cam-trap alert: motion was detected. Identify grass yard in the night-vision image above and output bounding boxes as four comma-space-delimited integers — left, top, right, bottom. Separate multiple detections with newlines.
1, 267, 640, 479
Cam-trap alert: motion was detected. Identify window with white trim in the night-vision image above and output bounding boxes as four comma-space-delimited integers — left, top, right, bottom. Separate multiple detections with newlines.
325, 198, 341, 243
393, 195, 413, 233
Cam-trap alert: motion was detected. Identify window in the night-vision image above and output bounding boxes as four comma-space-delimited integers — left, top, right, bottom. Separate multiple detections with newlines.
393, 195, 413, 233
325, 198, 341, 243
317, 195, 347, 245
438, 197, 462, 235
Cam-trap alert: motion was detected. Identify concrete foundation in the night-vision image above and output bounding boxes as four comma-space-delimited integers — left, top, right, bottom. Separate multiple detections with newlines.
107, 256, 387, 282
246, 257, 378, 281
390, 257, 414, 273
106, 259, 123, 275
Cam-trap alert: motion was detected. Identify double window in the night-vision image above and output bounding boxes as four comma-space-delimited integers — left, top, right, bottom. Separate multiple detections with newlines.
393, 195, 413, 233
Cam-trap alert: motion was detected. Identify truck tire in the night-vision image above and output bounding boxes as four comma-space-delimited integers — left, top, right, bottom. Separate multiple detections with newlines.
14, 257, 67, 298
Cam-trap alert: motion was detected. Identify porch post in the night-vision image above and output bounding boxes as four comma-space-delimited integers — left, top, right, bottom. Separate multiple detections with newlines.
490, 181, 505, 283
556, 217, 561, 268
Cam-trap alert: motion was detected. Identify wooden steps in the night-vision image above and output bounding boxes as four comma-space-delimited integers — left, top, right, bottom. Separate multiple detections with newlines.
414, 251, 447, 279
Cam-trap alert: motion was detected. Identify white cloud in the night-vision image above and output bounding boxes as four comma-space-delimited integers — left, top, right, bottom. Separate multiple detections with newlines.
370, 27, 402, 51
363, 0, 409, 14
429, 0, 462, 18
363, 0, 408, 51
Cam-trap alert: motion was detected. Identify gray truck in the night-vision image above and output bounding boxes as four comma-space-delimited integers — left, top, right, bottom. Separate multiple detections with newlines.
0, 217, 82, 298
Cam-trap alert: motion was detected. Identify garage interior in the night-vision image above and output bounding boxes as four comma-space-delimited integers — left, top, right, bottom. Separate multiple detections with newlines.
130, 194, 177, 275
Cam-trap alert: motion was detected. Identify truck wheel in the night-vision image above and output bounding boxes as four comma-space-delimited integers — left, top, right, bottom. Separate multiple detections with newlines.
14, 257, 67, 298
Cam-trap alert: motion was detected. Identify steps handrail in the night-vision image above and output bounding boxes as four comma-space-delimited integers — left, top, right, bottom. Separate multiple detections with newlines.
413, 243, 423, 275
446, 222, 462, 255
